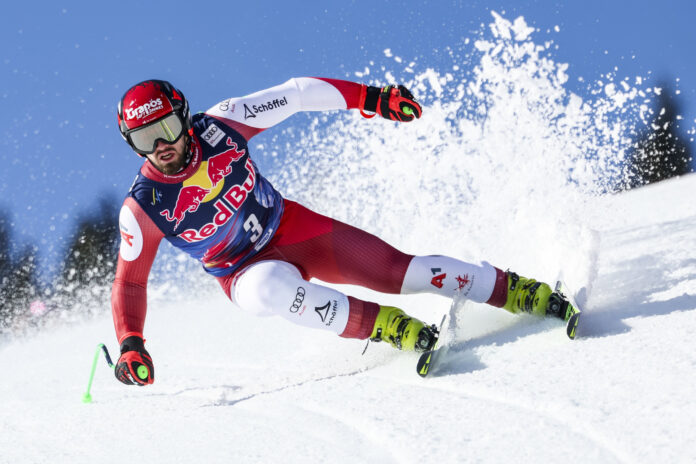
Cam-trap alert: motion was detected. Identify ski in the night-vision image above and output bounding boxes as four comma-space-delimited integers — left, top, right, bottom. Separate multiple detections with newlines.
416, 314, 447, 377
416, 298, 463, 378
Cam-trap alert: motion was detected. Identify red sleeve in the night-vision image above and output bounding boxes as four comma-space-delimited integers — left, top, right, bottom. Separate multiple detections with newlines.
112, 196, 164, 344
312, 78, 364, 109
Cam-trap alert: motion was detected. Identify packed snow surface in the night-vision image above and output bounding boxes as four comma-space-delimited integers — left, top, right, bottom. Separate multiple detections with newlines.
2, 13, 694, 464
2, 174, 695, 463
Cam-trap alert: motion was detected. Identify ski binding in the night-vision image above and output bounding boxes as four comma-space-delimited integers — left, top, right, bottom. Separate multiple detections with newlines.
548, 280, 582, 340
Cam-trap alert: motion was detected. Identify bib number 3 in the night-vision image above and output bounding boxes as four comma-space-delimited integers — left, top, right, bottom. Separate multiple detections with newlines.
244, 213, 263, 242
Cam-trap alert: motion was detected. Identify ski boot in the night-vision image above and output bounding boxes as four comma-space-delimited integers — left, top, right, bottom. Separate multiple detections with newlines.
370, 306, 438, 352
502, 272, 553, 317
503, 272, 581, 339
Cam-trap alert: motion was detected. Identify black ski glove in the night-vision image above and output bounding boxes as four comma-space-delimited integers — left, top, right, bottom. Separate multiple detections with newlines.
115, 335, 155, 386
359, 84, 422, 122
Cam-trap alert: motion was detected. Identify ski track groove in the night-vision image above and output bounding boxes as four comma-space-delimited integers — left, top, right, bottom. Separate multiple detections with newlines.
201, 367, 370, 408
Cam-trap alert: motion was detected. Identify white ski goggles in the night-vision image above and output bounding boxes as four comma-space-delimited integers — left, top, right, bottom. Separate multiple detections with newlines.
126, 113, 185, 155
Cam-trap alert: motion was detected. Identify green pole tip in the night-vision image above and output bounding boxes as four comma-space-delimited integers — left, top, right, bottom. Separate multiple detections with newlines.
82, 393, 93, 404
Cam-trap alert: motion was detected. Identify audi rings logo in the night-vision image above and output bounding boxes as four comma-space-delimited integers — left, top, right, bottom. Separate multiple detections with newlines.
218, 99, 235, 112
289, 287, 306, 313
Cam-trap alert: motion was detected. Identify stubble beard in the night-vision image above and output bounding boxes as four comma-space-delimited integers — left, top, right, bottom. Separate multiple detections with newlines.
148, 136, 189, 175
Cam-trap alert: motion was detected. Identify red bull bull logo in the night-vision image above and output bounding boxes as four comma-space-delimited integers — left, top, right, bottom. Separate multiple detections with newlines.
160, 185, 210, 230
208, 138, 245, 186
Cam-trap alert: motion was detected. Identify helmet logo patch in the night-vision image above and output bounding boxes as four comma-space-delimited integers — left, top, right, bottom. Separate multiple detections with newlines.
124, 98, 164, 121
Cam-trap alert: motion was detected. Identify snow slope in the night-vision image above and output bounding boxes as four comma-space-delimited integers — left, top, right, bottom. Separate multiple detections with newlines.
2, 174, 695, 464
2, 13, 695, 464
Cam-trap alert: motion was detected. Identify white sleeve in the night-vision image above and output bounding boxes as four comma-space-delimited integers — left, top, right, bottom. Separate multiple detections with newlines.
205, 78, 349, 130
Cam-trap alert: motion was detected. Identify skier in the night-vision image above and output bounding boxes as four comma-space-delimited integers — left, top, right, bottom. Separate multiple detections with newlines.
113, 78, 568, 386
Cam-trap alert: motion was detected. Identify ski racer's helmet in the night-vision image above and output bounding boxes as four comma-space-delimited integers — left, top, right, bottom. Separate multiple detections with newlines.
117, 79, 192, 156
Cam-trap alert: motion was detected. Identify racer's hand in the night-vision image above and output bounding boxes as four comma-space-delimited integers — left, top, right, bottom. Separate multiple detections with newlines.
359, 84, 422, 122
114, 335, 155, 386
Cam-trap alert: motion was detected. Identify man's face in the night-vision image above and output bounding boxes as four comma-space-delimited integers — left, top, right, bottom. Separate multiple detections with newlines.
145, 136, 188, 175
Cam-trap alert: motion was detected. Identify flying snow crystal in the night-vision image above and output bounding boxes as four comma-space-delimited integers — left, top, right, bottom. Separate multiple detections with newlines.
512, 17, 535, 41
354, 67, 370, 78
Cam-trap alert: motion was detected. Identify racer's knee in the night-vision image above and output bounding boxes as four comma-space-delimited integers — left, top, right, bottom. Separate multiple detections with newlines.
233, 260, 303, 317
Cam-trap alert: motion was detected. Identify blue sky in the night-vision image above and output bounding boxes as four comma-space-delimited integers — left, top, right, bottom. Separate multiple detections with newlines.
1, 0, 694, 273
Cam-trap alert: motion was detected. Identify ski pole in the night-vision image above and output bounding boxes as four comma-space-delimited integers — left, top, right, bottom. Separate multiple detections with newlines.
83, 343, 114, 403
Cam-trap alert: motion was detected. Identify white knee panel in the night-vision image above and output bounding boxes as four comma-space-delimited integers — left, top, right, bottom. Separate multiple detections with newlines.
233, 260, 350, 334
401, 255, 497, 303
